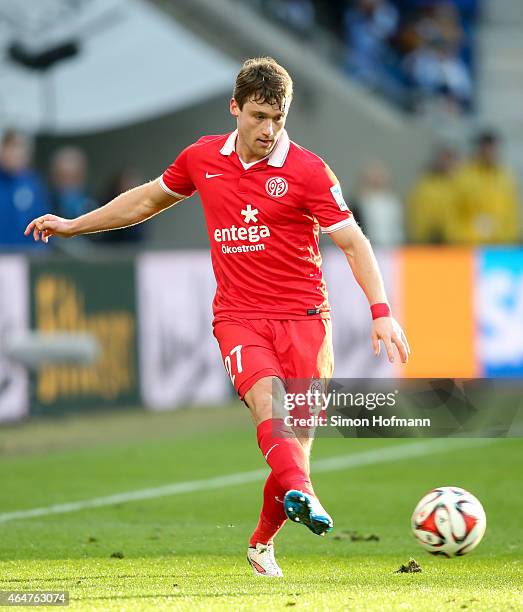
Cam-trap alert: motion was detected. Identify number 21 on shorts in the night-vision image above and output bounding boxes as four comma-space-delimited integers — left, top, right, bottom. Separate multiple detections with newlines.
224, 344, 243, 384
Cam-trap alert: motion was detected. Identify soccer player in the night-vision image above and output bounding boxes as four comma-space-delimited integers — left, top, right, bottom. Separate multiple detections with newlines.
25, 57, 410, 578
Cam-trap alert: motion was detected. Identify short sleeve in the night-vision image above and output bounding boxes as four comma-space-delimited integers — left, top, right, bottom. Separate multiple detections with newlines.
160, 145, 196, 199
305, 162, 356, 233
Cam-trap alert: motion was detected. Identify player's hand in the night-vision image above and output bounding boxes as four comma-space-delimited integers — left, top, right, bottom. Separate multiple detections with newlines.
24, 214, 75, 243
371, 317, 410, 364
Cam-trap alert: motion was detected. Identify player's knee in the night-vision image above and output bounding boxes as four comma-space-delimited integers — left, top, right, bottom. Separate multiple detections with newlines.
244, 376, 286, 426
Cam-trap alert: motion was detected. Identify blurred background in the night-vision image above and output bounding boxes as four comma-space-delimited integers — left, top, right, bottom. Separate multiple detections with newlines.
1, 0, 522, 422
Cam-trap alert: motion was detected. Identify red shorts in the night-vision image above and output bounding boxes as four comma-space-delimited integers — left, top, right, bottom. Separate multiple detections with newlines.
213, 318, 334, 400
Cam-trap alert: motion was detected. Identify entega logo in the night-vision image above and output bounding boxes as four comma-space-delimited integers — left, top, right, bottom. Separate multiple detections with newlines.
214, 224, 271, 252
214, 204, 271, 254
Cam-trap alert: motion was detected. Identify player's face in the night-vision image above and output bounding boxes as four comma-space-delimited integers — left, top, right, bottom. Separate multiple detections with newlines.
230, 98, 289, 162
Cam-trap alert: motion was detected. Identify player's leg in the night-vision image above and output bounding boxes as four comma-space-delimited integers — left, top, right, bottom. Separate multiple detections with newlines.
244, 378, 308, 547
282, 434, 331, 534
248, 434, 313, 549
245, 376, 329, 576
272, 319, 335, 535
246, 469, 286, 577
213, 319, 331, 575
249, 472, 286, 546
297, 436, 313, 474
244, 376, 315, 496
245, 375, 333, 539
213, 320, 290, 576
213, 322, 304, 501
247, 436, 317, 577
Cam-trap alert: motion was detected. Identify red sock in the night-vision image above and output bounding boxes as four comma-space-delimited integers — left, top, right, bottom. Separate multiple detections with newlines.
256, 418, 314, 496
249, 472, 287, 546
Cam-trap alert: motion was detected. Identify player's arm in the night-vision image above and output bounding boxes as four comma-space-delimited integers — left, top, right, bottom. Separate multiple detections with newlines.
329, 223, 410, 364
25, 178, 184, 242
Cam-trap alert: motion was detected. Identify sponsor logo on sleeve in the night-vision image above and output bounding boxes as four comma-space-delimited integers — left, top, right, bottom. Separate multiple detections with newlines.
330, 183, 348, 212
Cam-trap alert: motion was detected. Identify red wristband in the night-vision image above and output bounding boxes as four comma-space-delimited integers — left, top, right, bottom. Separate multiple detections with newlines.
370, 303, 391, 320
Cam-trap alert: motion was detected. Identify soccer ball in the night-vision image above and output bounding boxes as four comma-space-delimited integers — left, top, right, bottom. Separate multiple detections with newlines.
411, 486, 486, 557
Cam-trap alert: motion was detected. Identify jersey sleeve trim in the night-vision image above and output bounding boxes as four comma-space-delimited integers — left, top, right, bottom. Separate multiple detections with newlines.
320, 216, 357, 234
159, 175, 188, 199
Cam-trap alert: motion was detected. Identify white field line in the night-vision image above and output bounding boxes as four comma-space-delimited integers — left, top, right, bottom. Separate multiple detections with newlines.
0, 438, 492, 524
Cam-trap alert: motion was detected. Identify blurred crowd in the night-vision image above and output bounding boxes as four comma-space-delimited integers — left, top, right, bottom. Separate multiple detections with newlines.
253, 0, 480, 113
0, 131, 146, 250
0, 127, 520, 250
352, 129, 520, 245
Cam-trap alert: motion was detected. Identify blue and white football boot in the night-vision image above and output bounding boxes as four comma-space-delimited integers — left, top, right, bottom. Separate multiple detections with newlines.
283, 490, 333, 536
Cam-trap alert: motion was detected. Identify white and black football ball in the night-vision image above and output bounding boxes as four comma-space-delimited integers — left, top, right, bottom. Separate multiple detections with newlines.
411, 486, 486, 557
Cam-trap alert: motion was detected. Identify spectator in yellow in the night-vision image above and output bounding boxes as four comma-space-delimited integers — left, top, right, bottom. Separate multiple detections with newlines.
453, 130, 519, 244
408, 145, 459, 243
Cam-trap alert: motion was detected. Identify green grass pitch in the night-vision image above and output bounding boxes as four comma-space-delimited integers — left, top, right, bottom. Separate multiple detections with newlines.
0, 405, 521, 610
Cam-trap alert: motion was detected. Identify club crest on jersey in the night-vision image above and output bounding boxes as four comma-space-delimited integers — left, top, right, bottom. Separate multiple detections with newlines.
266, 176, 288, 198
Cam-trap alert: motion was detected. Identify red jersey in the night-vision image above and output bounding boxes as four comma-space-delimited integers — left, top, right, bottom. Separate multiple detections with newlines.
160, 129, 355, 321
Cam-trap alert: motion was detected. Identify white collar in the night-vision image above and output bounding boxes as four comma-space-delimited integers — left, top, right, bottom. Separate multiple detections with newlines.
219, 129, 290, 168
